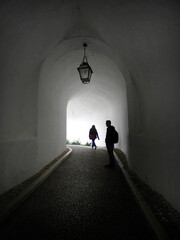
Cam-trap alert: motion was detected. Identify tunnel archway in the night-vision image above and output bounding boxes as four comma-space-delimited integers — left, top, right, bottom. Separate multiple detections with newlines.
38, 37, 128, 169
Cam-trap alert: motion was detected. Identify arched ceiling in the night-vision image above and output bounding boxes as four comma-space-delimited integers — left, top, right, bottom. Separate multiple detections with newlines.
39, 37, 126, 99
1, 0, 179, 86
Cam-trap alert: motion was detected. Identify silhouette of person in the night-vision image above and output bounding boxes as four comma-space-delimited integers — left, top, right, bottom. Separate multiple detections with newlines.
89, 125, 100, 149
105, 120, 115, 167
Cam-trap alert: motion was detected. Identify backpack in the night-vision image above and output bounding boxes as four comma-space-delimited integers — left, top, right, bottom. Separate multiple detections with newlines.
113, 129, 119, 144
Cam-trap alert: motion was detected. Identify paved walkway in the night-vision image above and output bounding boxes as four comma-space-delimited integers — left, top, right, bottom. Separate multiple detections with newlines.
0, 146, 157, 240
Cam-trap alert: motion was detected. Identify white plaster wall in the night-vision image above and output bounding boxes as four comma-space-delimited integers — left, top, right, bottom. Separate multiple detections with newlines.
38, 63, 67, 170
0, 50, 40, 194
0, 0, 79, 194
126, 67, 180, 210
119, 2, 180, 210
0, 139, 37, 194
0, 72, 39, 193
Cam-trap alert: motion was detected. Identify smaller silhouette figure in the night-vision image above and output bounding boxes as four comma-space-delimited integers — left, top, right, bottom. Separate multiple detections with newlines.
89, 125, 100, 149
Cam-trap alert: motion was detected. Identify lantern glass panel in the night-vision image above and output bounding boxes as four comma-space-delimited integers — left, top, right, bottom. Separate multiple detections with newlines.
79, 68, 89, 79
88, 70, 92, 79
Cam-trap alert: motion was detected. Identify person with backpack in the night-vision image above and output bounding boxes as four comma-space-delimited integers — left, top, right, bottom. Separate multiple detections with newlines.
105, 120, 118, 168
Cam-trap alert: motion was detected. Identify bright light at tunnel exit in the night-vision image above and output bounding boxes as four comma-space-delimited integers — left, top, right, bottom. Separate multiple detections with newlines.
66, 98, 107, 147
66, 118, 106, 147
67, 119, 92, 145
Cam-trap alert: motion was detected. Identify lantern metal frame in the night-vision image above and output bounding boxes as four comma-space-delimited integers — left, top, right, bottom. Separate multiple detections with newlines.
77, 43, 93, 84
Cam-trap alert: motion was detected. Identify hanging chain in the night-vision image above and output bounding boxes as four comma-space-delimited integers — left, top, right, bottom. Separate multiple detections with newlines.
83, 43, 88, 62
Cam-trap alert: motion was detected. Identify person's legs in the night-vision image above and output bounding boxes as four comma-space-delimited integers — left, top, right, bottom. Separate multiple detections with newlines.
106, 143, 115, 166
92, 140, 96, 148
94, 140, 97, 149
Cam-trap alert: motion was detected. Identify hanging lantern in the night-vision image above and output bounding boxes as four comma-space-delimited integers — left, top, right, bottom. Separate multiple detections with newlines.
77, 43, 93, 84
